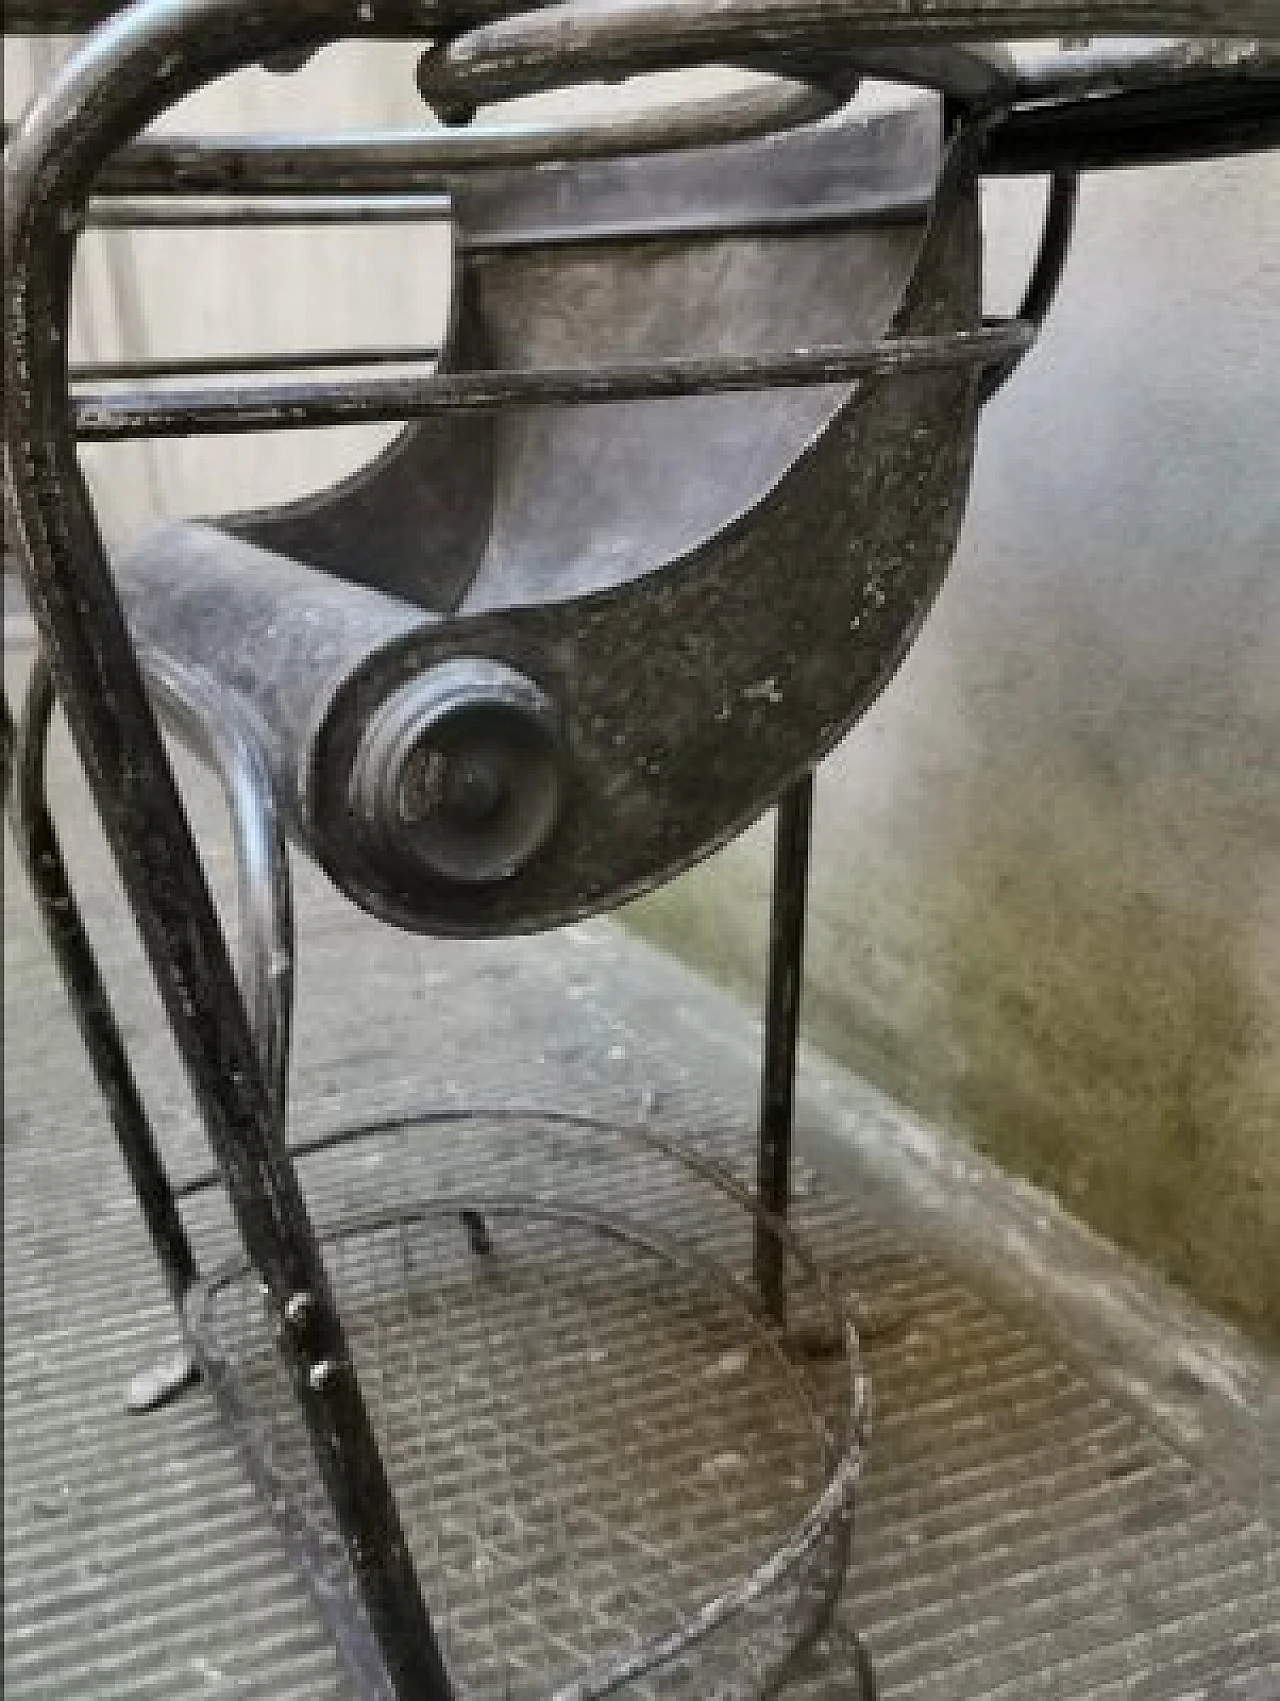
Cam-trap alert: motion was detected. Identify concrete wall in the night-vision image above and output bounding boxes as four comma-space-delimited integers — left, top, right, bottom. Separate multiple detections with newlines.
6, 40, 1278, 1340
631, 152, 1280, 1344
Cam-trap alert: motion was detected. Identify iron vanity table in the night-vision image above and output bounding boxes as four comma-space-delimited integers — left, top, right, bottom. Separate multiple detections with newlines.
4, 4, 1278, 1697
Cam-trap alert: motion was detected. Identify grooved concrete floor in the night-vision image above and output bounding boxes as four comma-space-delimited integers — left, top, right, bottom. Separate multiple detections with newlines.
4, 627, 1279, 1699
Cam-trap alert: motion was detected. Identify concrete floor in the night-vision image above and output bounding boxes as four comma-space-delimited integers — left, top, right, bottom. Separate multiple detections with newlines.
4, 618, 1279, 1699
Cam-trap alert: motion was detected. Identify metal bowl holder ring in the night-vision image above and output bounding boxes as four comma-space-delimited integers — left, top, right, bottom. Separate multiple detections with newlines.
4, 5, 1277, 1699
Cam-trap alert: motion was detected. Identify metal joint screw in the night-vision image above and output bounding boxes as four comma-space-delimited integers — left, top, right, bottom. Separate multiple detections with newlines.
308, 1358, 341, 1392
283, 1291, 315, 1330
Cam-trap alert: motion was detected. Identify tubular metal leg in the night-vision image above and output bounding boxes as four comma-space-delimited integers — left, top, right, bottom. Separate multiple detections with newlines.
755, 771, 815, 1321
8, 659, 200, 1320
460, 1208, 494, 1255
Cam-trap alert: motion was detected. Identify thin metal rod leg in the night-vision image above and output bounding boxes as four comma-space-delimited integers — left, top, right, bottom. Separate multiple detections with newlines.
1, 688, 14, 809
8, 659, 200, 1318
756, 772, 815, 1321
460, 1209, 493, 1255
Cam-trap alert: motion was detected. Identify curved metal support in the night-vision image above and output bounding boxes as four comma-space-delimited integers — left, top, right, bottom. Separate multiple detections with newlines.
986, 39, 1280, 175
416, 67, 849, 146
418, 10, 1020, 113
415, 0, 1280, 121
70, 321, 1032, 440
141, 651, 295, 1126
3, 95, 852, 196
987, 72, 1280, 173
6, 553, 198, 1413
980, 168, 1079, 403
139, 651, 502, 1263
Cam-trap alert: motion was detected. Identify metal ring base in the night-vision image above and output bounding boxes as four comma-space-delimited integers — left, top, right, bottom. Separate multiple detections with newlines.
184, 1110, 867, 1701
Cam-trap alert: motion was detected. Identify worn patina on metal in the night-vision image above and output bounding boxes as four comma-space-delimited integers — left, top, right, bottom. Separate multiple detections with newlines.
4, 3, 1279, 1698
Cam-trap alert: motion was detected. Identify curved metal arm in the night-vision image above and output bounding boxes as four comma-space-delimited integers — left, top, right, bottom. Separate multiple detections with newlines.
987, 37, 1280, 173
987, 67, 1280, 172
413, 0, 1280, 123
2, 89, 846, 193
140, 651, 295, 1128
980, 169, 1079, 403
3, 81, 850, 186
69, 322, 1035, 440
417, 66, 851, 143
418, 9, 1020, 112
